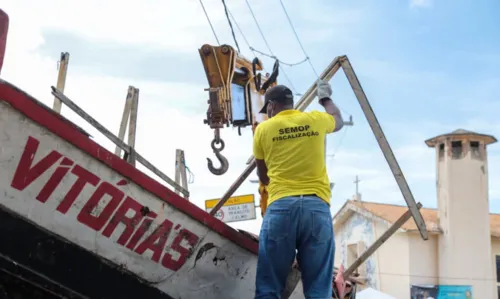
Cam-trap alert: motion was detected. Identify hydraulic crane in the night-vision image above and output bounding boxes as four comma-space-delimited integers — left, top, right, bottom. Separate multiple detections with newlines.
199, 43, 280, 218
198, 44, 278, 176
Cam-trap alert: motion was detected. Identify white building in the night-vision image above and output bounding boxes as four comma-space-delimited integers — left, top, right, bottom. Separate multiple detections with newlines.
333, 129, 498, 298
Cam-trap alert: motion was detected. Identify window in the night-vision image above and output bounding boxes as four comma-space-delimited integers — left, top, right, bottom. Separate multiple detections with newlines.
438, 143, 445, 160
451, 141, 463, 159
496, 255, 500, 283
346, 244, 358, 269
470, 141, 482, 160
346, 241, 366, 276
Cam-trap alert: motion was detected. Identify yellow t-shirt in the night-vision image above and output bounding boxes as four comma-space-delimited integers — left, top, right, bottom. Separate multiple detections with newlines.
253, 109, 336, 206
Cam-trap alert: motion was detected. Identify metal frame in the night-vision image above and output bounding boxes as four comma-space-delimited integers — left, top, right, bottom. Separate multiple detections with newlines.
208, 55, 428, 241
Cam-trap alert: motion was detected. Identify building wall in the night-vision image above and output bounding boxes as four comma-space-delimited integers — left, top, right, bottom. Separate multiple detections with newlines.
491, 238, 500, 296
335, 214, 500, 299
334, 212, 378, 289
408, 232, 439, 285
373, 220, 411, 299
435, 139, 495, 298
408, 232, 438, 286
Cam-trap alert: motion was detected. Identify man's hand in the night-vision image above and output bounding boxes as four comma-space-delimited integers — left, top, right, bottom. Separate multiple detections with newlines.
317, 80, 344, 132
317, 79, 332, 101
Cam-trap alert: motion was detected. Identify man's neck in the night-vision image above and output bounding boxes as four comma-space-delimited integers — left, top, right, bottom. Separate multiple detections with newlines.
274, 106, 293, 115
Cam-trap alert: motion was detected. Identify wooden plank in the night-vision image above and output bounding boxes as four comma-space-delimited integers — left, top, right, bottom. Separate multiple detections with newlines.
343, 202, 423, 278
115, 86, 135, 156
52, 52, 70, 114
51, 87, 189, 197
179, 150, 189, 196
339, 57, 428, 240
127, 88, 139, 166
175, 149, 182, 195
174, 149, 189, 198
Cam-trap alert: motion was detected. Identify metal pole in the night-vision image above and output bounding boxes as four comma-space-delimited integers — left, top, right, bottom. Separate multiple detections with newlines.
340, 57, 428, 240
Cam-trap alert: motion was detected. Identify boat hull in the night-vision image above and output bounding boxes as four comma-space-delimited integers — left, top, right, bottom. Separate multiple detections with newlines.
0, 80, 305, 299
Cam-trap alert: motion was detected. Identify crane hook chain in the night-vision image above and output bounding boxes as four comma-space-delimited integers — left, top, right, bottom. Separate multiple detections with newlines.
207, 129, 229, 176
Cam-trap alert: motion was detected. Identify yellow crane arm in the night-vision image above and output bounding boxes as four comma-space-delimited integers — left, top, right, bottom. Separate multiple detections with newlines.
199, 43, 278, 177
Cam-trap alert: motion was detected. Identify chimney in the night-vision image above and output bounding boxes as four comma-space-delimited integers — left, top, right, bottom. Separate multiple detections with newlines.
425, 129, 497, 297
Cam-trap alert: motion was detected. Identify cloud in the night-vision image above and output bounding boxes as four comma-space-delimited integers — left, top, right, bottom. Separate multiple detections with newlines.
2, 0, 500, 238
3, 0, 229, 51
37, 31, 206, 85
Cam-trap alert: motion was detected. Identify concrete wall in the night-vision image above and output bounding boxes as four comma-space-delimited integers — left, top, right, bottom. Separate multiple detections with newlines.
491, 238, 500, 295
335, 212, 415, 298
334, 212, 378, 289
373, 220, 411, 299
408, 233, 438, 286
335, 215, 500, 299
435, 138, 496, 298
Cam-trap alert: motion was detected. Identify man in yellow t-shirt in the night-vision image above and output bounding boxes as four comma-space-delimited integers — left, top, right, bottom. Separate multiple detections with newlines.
253, 81, 344, 299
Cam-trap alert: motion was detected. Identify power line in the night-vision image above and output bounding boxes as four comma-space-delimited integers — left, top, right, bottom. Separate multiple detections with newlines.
227, 8, 254, 53
198, 0, 220, 45
327, 126, 350, 170
220, 0, 241, 52
227, 9, 309, 68
244, 0, 275, 58
199, 0, 306, 96
276, 1, 353, 116
243, 0, 299, 94
250, 47, 309, 67
277, 0, 319, 77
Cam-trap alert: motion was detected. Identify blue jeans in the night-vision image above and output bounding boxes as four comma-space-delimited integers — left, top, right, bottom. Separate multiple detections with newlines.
255, 195, 335, 299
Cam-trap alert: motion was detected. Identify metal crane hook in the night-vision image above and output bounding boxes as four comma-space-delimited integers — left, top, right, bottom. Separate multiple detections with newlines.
207, 139, 229, 176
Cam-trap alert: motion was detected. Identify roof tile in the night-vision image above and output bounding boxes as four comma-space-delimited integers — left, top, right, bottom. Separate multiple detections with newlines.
348, 200, 500, 237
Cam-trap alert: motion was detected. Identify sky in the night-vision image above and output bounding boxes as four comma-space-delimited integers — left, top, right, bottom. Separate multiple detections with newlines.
1, 0, 499, 235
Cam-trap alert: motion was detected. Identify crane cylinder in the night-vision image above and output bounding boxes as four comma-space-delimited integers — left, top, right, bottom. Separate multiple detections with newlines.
0, 9, 9, 75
